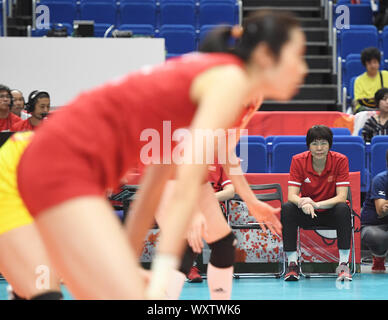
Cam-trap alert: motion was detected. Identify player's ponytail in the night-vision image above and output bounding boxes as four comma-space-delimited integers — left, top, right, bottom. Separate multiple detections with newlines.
199, 26, 235, 54
199, 10, 300, 62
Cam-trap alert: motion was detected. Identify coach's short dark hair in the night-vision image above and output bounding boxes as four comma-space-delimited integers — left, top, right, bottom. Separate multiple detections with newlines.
361, 47, 381, 67
306, 125, 333, 148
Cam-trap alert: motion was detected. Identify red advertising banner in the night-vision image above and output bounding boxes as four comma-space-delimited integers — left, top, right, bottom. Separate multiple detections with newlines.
126, 172, 361, 265
245, 111, 355, 136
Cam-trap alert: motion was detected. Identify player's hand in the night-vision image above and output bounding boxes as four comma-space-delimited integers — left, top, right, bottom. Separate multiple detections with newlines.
301, 203, 317, 218
247, 200, 282, 238
187, 213, 208, 254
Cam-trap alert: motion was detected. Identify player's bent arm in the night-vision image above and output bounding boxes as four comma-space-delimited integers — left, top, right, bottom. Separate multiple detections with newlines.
215, 183, 235, 202
315, 186, 348, 210
125, 164, 175, 258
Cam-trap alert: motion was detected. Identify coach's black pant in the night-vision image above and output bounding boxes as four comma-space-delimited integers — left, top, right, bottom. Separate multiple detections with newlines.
281, 202, 352, 252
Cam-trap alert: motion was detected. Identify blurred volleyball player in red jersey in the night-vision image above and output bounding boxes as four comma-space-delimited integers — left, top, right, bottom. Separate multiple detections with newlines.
17, 11, 306, 299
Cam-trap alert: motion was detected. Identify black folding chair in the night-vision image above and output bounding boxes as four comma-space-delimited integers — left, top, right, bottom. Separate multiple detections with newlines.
227, 183, 285, 278
297, 187, 356, 278
109, 185, 139, 222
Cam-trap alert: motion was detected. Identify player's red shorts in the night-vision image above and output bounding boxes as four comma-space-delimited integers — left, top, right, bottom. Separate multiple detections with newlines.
17, 131, 129, 217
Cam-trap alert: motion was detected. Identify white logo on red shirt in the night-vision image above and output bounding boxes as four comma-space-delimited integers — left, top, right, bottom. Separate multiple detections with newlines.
304, 177, 311, 183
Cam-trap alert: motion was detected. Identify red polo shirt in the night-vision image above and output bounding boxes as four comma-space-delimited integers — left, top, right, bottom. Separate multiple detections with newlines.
0, 112, 21, 132
12, 118, 35, 132
288, 151, 350, 202
207, 163, 232, 192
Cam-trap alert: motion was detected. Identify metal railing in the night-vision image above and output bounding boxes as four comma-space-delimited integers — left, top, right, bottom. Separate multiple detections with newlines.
32, 0, 36, 30
2, 0, 7, 36
238, 0, 243, 26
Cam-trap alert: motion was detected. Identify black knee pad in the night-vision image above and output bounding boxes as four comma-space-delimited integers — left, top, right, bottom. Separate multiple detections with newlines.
208, 232, 237, 268
179, 244, 197, 276
31, 291, 63, 300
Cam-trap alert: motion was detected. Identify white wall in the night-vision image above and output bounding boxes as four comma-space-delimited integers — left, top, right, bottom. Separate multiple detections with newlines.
0, 37, 165, 107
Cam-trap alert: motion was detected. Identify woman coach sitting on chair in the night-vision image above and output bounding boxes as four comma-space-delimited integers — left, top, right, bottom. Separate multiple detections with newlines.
280, 125, 352, 282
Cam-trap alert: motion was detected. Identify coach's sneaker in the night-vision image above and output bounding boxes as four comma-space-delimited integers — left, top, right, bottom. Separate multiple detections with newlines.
187, 266, 203, 283
284, 262, 300, 281
372, 256, 386, 273
336, 262, 352, 281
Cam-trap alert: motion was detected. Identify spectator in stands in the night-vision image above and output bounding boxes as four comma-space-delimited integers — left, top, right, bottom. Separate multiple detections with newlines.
281, 125, 352, 281
361, 149, 388, 272
362, 87, 388, 142
373, 0, 388, 30
0, 84, 21, 132
353, 47, 388, 113
10, 89, 29, 120
12, 90, 50, 132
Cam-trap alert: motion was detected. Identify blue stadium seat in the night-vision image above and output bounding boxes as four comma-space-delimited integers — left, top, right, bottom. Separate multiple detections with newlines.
271, 142, 307, 173
238, 135, 265, 144
94, 24, 113, 37
371, 136, 388, 144
80, 0, 115, 3
40, 0, 77, 3
118, 24, 155, 37
236, 142, 267, 173
38, 1, 78, 25
272, 136, 306, 144
381, 26, 388, 66
331, 142, 367, 191
333, 135, 364, 144
334, 3, 373, 25
160, 0, 196, 27
371, 136, 388, 178
159, 24, 197, 55
199, 0, 237, 2
337, 25, 378, 59
342, 54, 365, 92
199, 1, 236, 26
348, 76, 357, 101
80, 2, 117, 25
331, 127, 351, 135
265, 136, 276, 145
119, 2, 157, 27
